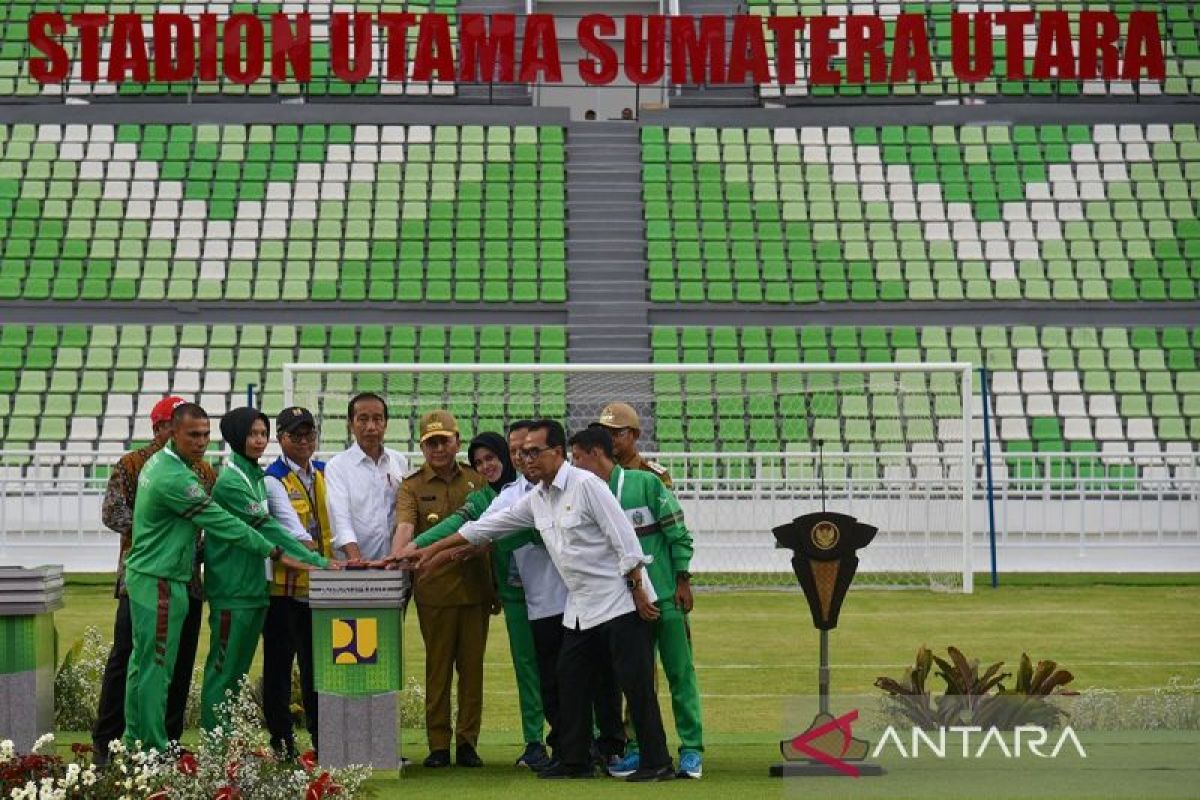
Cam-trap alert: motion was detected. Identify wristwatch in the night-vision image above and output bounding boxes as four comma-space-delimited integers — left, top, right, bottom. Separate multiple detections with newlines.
676, 571, 692, 582
625, 576, 642, 591
268, 545, 284, 562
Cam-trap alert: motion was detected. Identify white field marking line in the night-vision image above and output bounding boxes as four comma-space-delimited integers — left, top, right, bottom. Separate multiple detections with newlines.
469, 660, 1200, 669
690, 609, 1157, 620
690, 662, 1200, 670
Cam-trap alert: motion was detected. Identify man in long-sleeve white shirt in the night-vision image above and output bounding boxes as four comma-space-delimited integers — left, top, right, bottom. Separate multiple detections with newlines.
323, 392, 409, 562
397, 419, 674, 782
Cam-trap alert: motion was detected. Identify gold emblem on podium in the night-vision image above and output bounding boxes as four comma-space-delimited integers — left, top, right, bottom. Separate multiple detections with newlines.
811, 521, 840, 550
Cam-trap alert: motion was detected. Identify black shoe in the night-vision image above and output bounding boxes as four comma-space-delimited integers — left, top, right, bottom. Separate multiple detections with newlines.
538, 762, 596, 779
423, 749, 451, 768
456, 743, 484, 768
626, 764, 677, 782
515, 741, 551, 770
91, 747, 109, 769
532, 756, 560, 774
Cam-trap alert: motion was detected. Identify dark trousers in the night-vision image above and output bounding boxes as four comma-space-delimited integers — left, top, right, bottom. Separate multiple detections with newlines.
261, 596, 316, 754
556, 611, 670, 771
531, 613, 625, 759
529, 614, 564, 752
93, 592, 202, 752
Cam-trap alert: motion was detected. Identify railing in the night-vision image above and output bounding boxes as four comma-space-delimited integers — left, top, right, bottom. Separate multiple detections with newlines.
1, 449, 1196, 575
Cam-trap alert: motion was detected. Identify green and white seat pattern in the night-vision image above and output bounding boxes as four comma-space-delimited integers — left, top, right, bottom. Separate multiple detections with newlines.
0, 323, 567, 467
644, 124, 1200, 303
750, 1, 1200, 100
650, 325, 1199, 475
0, 0, 459, 99
0, 123, 566, 303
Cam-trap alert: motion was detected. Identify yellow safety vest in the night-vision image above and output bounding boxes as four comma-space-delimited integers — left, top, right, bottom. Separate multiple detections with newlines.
266, 458, 333, 598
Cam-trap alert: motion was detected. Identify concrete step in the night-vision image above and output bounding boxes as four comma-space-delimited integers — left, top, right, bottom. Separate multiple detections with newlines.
567, 289, 646, 298
569, 340, 650, 350
567, 201, 643, 210
566, 208, 644, 219
566, 244, 645, 254
567, 311, 650, 323
569, 346, 653, 358
566, 262, 646, 270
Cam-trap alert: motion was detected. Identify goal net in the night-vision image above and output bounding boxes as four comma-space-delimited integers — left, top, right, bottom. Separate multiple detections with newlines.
284, 362, 975, 593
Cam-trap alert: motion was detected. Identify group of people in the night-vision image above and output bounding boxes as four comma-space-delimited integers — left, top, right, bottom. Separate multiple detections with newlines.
93, 392, 705, 782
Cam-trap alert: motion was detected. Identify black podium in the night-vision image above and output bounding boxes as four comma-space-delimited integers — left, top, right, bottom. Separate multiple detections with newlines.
770, 512, 884, 777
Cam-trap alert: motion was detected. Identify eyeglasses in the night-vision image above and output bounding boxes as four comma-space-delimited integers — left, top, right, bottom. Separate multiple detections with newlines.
284, 429, 318, 442
517, 445, 553, 461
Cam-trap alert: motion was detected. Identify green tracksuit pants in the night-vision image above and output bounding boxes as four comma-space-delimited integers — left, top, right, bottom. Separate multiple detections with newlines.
200, 605, 268, 732
503, 600, 545, 744
628, 598, 704, 754
123, 571, 190, 752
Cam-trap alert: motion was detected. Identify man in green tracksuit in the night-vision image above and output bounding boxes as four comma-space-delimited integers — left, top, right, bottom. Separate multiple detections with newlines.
201, 407, 331, 733
123, 403, 315, 753
569, 426, 705, 779
413, 429, 553, 770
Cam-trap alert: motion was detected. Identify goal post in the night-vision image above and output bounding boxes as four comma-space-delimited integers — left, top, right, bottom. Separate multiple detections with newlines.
283, 361, 975, 593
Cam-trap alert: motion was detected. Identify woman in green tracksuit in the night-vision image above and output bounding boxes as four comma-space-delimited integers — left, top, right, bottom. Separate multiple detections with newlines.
414, 432, 551, 769
201, 408, 330, 732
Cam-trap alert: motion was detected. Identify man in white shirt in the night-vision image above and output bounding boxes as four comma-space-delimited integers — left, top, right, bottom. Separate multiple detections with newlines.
398, 420, 673, 782
323, 393, 409, 562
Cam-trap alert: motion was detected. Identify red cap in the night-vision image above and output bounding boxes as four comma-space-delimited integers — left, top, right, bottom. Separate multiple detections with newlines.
150, 396, 187, 425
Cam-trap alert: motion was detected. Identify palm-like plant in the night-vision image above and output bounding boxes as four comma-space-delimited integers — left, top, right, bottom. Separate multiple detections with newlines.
876, 647, 1074, 730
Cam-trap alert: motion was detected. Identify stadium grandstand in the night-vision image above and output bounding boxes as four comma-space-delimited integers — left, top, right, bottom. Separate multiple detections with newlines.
0, 0, 1197, 583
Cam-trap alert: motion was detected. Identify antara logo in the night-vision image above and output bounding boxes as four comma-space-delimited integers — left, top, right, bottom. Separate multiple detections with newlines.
871, 726, 1087, 759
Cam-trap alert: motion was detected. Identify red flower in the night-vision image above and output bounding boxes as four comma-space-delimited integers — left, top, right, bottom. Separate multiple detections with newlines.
225, 759, 239, 782
298, 750, 317, 773
148, 791, 170, 800
214, 786, 243, 800
305, 772, 335, 800
177, 753, 199, 776
70, 743, 93, 755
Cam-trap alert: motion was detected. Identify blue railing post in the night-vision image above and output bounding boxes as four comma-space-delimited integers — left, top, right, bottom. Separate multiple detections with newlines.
979, 366, 999, 588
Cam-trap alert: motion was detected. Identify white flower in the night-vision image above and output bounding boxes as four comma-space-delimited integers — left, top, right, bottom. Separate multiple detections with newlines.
0, 739, 15, 761
31, 733, 55, 754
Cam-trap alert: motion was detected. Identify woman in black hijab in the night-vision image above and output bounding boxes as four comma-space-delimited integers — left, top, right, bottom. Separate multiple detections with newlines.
468, 431, 516, 493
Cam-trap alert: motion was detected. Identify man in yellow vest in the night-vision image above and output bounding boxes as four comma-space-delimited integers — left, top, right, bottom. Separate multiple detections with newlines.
262, 406, 333, 759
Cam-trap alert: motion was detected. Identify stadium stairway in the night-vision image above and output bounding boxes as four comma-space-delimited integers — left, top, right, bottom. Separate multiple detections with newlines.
564, 121, 651, 362
563, 120, 663, 448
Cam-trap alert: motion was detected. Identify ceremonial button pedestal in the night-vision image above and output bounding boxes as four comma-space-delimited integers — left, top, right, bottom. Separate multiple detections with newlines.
308, 570, 405, 771
0, 565, 64, 752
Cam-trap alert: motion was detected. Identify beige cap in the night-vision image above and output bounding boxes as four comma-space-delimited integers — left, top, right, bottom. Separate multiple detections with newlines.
419, 409, 460, 442
595, 402, 641, 431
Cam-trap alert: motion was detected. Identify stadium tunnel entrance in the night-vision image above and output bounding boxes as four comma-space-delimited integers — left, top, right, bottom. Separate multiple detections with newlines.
532, 0, 668, 121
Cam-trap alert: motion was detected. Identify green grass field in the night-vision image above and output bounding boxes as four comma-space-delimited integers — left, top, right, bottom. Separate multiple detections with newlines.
52, 574, 1200, 799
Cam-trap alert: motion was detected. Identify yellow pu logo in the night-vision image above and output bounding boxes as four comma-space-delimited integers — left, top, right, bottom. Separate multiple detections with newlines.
332, 617, 378, 665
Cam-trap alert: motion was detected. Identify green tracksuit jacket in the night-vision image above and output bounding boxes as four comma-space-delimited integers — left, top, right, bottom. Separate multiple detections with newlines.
206, 452, 328, 609
416, 484, 547, 744
607, 465, 704, 753
607, 466, 693, 598
122, 442, 277, 751
201, 452, 328, 731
